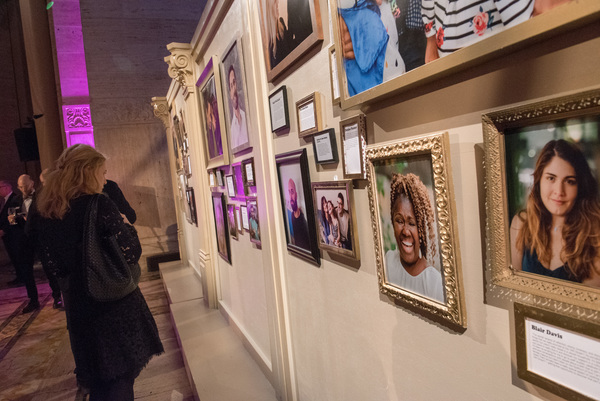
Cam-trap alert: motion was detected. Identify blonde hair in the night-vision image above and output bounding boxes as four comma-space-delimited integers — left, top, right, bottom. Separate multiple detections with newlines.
390, 173, 436, 265
37, 144, 106, 219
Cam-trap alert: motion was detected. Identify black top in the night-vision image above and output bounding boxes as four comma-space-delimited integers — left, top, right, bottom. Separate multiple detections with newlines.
522, 249, 576, 282
103, 179, 137, 224
31, 194, 162, 385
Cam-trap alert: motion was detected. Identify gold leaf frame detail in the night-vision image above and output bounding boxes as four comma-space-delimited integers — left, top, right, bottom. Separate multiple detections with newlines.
366, 132, 466, 328
483, 88, 600, 315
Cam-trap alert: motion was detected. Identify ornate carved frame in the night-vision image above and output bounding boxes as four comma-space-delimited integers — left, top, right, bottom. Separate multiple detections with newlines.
483, 88, 600, 314
366, 132, 466, 328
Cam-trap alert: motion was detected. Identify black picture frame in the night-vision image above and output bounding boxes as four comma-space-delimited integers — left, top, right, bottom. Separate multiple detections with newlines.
185, 186, 198, 226
312, 128, 338, 165
275, 148, 320, 266
242, 157, 256, 187
269, 86, 290, 134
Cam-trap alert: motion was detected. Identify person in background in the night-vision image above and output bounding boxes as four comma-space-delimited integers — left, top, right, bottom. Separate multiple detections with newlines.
31, 144, 163, 400
227, 65, 249, 149
337, 192, 352, 250
23, 173, 64, 309
103, 180, 136, 224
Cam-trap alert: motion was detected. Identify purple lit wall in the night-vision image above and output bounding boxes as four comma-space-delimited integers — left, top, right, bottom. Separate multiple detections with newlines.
51, 1, 94, 147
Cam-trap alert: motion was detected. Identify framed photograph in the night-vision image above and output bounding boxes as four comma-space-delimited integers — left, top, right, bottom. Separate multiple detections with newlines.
296, 92, 322, 138
257, 0, 323, 82
185, 187, 198, 226
330, 0, 600, 110
275, 149, 320, 265
247, 197, 261, 246
312, 128, 338, 165
329, 45, 340, 105
242, 157, 256, 187
312, 180, 359, 260
227, 204, 238, 240
366, 132, 465, 328
225, 174, 236, 198
221, 38, 252, 155
240, 204, 250, 231
209, 170, 216, 188
484, 89, 600, 312
184, 154, 192, 177
269, 86, 290, 134
212, 192, 231, 263
340, 115, 367, 180
236, 206, 243, 234
215, 169, 224, 187
198, 56, 229, 168
514, 303, 600, 400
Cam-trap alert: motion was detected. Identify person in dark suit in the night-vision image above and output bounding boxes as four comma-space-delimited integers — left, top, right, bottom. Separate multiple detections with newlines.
0, 179, 40, 313
22, 174, 64, 309
103, 180, 137, 224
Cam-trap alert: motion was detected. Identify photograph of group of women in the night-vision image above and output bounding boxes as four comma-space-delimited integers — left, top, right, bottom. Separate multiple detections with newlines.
335, 0, 571, 97
506, 116, 600, 289
374, 155, 445, 303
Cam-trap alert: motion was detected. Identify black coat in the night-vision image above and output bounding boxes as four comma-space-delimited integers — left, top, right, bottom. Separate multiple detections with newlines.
31, 194, 162, 385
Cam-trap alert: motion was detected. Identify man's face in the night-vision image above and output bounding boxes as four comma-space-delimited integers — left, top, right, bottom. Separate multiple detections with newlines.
288, 179, 298, 212
229, 69, 238, 111
337, 196, 344, 215
17, 177, 34, 198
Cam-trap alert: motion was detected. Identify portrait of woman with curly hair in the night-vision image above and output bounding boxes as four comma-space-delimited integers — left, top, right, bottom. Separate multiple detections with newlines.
384, 172, 444, 302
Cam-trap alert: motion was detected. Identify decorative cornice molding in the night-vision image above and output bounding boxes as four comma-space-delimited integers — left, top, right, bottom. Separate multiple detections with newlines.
164, 43, 195, 89
151, 97, 170, 129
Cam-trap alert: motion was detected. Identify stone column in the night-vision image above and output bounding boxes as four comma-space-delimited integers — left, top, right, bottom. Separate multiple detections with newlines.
19, 0, 64, 169
152, 96, 187, 264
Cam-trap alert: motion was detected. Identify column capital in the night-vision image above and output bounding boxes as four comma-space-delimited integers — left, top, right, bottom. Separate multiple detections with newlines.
164, 43, 195, 89
151, 96, 170, 129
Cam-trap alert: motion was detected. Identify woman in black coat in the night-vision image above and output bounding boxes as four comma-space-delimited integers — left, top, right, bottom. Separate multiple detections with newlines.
31, 144, 163, 400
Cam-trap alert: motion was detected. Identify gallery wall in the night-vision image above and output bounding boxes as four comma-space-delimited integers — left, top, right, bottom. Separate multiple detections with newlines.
165, 1, 600, 400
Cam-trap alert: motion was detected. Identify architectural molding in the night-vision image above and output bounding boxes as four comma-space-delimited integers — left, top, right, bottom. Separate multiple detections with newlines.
164, 43, 195, 91
151, 97, 170, 129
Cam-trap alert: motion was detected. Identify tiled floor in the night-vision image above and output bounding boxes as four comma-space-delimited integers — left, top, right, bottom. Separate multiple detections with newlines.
0, 270, 194, 401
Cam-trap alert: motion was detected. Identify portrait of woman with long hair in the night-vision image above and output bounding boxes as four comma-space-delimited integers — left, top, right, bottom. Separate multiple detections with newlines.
510, 139, 600, 288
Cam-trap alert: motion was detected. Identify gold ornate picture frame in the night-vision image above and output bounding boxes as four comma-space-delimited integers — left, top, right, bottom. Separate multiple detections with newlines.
330, 0, 600, 110
483, 89, 600, 312
366, 132, 465, 328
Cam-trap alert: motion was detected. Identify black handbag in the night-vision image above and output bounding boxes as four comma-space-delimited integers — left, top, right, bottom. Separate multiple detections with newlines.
82, 194, 141, 302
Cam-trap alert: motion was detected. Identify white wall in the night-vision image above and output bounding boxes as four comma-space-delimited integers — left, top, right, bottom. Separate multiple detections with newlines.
171, 0, 600, 399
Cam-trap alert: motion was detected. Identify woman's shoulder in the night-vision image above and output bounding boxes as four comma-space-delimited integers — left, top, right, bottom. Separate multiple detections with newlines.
510, 211, 527, 231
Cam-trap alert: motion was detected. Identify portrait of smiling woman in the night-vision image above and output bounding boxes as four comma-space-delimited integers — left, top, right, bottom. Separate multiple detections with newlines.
385, 173, 444, 303
510, 139, 600, 288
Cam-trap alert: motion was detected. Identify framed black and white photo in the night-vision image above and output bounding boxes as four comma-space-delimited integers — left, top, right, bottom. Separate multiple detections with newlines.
275, 148, 320, 265
236, 206, 243, 234
269, 86, 290, 134
215, 169, 224, 187
312, 128, 338, 165
296, 92, 322, 138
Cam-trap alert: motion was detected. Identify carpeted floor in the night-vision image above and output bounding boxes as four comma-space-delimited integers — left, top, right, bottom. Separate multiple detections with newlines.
0, 268, 194, 401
